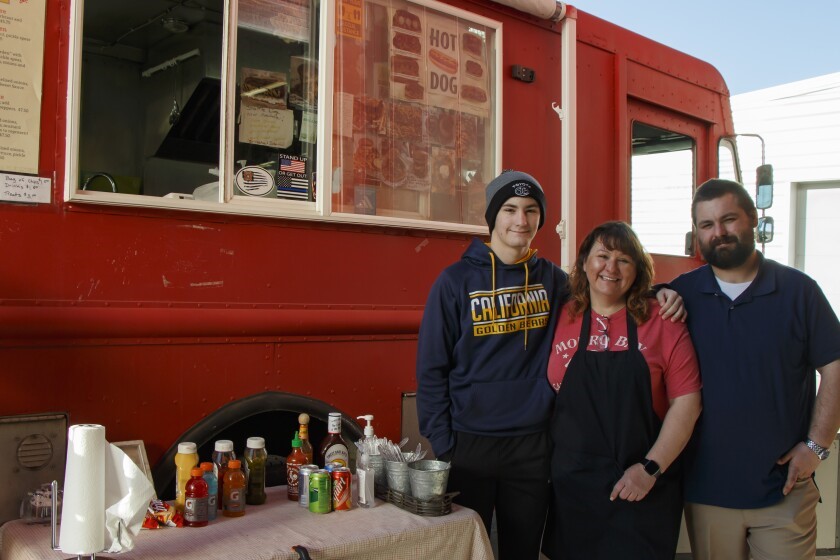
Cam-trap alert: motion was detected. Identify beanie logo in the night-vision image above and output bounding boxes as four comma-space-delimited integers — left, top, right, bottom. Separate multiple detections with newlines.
513, 183, 531, 197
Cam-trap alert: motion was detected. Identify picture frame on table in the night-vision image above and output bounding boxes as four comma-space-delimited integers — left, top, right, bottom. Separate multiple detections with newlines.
113, 440, 155, 495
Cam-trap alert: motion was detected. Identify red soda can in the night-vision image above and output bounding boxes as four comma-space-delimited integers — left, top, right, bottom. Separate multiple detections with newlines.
331, 467, 352, 511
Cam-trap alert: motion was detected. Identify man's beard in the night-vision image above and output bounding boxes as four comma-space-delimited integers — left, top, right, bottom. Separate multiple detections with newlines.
699, 231, 755, 269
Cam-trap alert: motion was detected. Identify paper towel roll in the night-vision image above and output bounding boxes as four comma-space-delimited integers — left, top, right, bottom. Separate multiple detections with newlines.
60, 424, 106, 554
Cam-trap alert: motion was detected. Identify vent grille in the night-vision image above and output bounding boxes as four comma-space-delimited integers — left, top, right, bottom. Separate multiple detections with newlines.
17, 434, 53, 470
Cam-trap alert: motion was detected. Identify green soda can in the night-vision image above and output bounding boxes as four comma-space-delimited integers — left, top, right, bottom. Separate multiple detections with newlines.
309, 470, 331, 514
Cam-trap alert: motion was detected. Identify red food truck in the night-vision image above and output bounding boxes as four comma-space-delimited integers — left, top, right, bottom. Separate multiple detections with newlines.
0, 0, 749, 507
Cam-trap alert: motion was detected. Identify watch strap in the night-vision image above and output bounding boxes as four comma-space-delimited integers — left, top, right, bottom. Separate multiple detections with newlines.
806, 438, 830, 460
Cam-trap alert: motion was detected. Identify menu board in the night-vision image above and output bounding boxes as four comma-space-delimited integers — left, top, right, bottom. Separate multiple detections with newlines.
0, 0, 47, 174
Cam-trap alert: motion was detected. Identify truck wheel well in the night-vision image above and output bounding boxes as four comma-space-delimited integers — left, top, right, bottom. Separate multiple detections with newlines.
151, 391, 364, 499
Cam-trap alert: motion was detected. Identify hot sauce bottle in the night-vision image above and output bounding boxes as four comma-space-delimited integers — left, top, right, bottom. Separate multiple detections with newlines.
286, 431, 307, 501
298, 413, 314, 464
318, 412, 349, 467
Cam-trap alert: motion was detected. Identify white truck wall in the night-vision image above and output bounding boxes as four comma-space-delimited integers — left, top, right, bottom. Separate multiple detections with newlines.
731, 72, 840, 266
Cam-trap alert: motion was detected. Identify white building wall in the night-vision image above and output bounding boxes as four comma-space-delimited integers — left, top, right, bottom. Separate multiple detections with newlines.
733, 73, 840, 551
731, 72, 840, 265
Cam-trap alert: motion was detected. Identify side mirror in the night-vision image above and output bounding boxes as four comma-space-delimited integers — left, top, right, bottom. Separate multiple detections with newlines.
756, 164, 773, 210
757, 216, 774, 244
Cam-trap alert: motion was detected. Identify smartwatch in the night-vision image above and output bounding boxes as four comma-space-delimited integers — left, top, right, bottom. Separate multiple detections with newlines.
642, 459, 661, 479
806, 438, 830, 460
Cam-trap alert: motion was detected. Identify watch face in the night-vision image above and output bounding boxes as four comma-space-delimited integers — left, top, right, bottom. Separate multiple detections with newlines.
643, 460, 661, 477
807, 439, 829, 460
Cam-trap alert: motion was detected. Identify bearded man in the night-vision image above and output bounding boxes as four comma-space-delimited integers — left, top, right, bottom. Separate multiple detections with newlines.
671, 179, 840, 560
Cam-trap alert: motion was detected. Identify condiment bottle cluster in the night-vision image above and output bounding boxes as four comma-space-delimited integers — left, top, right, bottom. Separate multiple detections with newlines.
173, 411, 375, 527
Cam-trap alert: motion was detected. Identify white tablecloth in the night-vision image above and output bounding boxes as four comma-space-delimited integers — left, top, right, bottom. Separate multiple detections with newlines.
0, 486, 493, 560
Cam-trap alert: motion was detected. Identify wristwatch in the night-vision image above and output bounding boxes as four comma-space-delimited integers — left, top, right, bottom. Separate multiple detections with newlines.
806, 438, 830, 460
641, 459, 661, 479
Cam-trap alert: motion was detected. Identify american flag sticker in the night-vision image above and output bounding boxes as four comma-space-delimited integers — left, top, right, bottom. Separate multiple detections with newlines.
277, 175, 310, 199
277, 154, 309, 199
280, 157, 306, 174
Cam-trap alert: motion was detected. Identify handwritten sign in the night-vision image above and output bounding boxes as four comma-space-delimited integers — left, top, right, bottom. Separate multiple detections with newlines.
239, 105, 294, 149
0, 172, 50, 203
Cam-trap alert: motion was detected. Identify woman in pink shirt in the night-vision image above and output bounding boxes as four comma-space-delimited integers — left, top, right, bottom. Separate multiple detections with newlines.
546, 221, 701, 559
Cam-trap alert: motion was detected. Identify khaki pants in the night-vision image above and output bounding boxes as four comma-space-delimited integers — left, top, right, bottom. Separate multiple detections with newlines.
685, 479, 819, 560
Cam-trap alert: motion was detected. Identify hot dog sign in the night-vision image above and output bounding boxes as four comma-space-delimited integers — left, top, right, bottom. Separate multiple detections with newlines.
424, 12, 489, 116
388, 5, 490, 116
425, 12, 459, 102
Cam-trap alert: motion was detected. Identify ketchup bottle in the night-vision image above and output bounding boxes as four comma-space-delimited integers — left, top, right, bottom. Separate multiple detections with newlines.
184, 467, 209, 527
286, 431, 307, 501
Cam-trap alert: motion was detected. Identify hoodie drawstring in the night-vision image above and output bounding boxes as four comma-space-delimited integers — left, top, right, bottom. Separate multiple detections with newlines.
523, 260, 529, 349
489, 250, 497, 324
487, 248, 531, 350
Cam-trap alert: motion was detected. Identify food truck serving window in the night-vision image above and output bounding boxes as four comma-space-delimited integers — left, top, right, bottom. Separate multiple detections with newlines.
66, 0, 500, 232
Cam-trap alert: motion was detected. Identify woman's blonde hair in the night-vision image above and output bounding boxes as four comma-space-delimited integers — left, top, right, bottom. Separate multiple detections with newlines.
568, 221, 655, 324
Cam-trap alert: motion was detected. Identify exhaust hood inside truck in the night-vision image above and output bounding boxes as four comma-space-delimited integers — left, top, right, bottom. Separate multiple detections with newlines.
154, 77, 221, 164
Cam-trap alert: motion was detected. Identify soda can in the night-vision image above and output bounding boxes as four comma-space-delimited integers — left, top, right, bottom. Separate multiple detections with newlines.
324, 461, 343, 473
308, 470, 331, 514
298, 464, 319, 508
331, 467, 352, 511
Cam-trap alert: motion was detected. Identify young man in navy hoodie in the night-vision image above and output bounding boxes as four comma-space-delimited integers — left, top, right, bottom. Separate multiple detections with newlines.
416, 170, 565, 559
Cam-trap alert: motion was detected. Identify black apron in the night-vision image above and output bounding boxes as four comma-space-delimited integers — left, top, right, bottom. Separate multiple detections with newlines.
548, 309, 683, 560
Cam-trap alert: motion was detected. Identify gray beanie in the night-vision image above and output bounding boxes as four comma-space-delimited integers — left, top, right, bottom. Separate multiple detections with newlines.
484, 170, 546, 232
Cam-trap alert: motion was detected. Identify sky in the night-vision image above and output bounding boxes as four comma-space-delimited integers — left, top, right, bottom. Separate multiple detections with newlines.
577, 1, 840, 94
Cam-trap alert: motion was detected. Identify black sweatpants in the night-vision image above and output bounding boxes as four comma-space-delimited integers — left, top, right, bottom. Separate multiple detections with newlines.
448, 431, 550, 560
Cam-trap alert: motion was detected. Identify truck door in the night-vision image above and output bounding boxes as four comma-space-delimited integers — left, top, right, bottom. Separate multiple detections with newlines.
626, 99, 709, 280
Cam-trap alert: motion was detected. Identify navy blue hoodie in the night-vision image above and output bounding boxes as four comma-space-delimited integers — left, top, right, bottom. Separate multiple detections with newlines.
416, 237, 569, 456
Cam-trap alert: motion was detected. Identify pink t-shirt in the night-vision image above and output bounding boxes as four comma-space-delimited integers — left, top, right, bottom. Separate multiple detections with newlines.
547, 300, 701, 420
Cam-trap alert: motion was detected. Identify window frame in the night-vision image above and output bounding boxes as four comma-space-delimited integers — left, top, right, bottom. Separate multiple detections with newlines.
717, 136, 741, 184
628, 119, 697, 258
64, 0, 501, 234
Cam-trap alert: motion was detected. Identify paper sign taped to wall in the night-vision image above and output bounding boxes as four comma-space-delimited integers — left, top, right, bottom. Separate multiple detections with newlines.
239, 106, 294, 149
0, 172, 51, 203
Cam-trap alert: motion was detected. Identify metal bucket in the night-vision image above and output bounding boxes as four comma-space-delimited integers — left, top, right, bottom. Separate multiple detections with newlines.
408, 460, 450, 500
385, 460, 411, 494
370, 454, 386, 488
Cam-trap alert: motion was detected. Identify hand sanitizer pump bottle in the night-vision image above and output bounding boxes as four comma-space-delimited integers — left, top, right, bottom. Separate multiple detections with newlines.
356, 414, 377, 508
